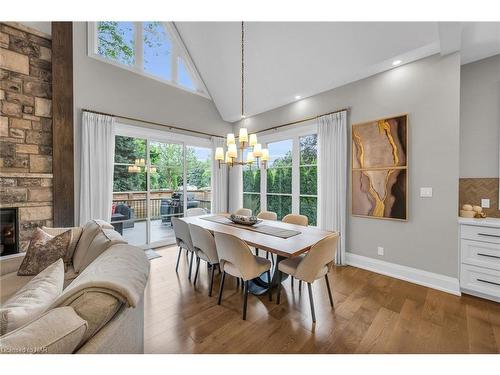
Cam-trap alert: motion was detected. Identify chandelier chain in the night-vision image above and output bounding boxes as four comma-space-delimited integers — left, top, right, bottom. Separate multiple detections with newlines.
241, 21, 245, 119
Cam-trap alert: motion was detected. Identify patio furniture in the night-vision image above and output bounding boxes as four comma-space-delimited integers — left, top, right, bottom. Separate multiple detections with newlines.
113, 203, 136, 229
160, 193, 200, 224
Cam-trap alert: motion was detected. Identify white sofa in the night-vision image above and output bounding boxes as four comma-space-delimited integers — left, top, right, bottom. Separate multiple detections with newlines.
0, 220, 150, 354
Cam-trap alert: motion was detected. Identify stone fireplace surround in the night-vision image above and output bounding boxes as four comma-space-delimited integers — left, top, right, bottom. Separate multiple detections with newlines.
0, 23, 53, 252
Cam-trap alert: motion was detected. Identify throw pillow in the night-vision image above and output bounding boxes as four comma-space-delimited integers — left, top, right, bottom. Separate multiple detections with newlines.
1, 259, 64, 335
17, 228, 71, 276
41, 226, 83, 265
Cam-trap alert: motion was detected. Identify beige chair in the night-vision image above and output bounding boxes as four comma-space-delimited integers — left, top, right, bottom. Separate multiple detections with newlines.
257, 211, 277, 220
186, 207, 208, 217
276, 234, 339, 323
282, 213, 309, 287
282, 213, 308, 226
256, 211, 278, 264
171, 217, 196, 280
189, 224, 220, 296
234, 208, 252, 216
214, 232, 272, 320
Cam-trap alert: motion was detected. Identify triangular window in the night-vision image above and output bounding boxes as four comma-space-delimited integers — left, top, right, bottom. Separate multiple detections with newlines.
91, 22, 208, 97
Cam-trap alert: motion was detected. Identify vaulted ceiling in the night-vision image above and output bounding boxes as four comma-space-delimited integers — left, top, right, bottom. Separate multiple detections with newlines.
175, 22, 500, 122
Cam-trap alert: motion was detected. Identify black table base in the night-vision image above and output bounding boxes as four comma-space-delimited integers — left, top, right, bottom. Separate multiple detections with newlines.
247, 255, 288, 296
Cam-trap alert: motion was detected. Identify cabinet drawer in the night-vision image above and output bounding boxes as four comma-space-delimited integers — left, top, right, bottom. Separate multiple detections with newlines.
461, 239, 500, 271
461, 225, 500, 244
460, 264, 500, 299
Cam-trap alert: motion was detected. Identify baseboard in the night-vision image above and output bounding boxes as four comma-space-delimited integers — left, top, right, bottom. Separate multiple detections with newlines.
345, 253, 461, 296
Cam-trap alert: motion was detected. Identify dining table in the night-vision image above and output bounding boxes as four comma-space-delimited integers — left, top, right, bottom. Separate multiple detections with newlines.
180, 214, 335, 295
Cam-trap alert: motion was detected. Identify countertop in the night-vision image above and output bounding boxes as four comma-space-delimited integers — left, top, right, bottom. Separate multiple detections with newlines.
458, 217, 500, 229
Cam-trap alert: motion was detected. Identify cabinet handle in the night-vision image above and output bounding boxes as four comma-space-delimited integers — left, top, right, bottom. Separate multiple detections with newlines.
477, 278, 500, 287
477, 233, 500, 238
477, 252, 500, 259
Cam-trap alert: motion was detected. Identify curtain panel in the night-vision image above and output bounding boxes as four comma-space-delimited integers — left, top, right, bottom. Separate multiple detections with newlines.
317, 111, 347, 265
211, 137, 228, 214
79, 112, 115, 225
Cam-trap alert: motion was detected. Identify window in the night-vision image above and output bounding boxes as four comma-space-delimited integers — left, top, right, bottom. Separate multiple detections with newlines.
112, 128, 212, 249
266, 139, 293, 220
299, 135, 318, 226
90, 22, 208, 97
243, 149, 261, 215
242, 123, 319, 225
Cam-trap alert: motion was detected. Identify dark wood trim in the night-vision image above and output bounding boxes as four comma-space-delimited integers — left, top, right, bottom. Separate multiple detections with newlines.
52, 22, 74, 227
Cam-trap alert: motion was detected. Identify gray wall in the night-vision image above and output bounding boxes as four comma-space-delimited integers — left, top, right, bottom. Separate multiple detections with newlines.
460, 54, 500, 178
72, 22, 230, 221
233, 53, 461, 277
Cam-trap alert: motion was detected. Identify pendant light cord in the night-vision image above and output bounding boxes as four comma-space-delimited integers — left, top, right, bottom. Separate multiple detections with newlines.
241, 21, 245, 119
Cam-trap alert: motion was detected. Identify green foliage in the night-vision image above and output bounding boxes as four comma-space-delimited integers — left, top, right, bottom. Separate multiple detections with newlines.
243, 169, 260, 193
300, 134, 317, 165
300, 196, 317, 226
243, 194, 260, 215
113, 136, 211, 193
97, 22, 135, 65
300, 166, 317, 195
267, 195, 292, 220
267, 167, 292, 194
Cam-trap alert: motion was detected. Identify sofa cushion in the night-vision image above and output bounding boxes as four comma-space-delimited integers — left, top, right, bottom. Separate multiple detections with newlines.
72, 220, 114, 272
17, 228, 71, 276
0, 306, 87, 354
42, 226, 83, 265
75, 229, 127, 273
0, 272, 34, 305
1, 259, 64, 335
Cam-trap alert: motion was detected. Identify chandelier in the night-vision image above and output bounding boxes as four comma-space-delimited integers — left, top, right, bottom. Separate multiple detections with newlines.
128, 158, 156, 174
214, 22, 269, 169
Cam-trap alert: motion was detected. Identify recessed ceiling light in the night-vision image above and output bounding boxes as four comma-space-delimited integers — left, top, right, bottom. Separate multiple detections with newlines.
392, 60, 402, 66
295, 95, 301, 100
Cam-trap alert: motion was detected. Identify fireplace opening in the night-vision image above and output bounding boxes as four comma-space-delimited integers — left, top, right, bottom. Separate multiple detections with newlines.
1, 208, 19, 257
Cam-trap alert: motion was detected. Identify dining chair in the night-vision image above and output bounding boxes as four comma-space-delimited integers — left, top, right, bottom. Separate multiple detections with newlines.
214, 232, 272, 320
186, 207, 208, 217
282, 213, 309, 287
275, 234, 339, 323
189, 224, 220, 296
282, 213, 308, 226
171, 217, 196, 280
256, 211, 278, 264
234, 208, 252, 216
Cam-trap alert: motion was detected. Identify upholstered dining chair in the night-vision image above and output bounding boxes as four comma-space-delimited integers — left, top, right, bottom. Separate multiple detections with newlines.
282, 213, 309, 287
256, 211, 278, 264
275, 234, 339, 323
214, 232, 272, 320
189, 224, 220, 296
282, 213, 308, 226
234, 208, 252, 216
171, 217, 196, 280
186, 207, 208, 217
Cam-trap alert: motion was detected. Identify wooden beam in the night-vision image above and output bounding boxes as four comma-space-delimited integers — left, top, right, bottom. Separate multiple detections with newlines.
51, 22, 74, 227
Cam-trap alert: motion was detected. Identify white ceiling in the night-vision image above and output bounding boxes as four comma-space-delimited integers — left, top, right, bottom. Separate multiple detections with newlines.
176, 22, 500, 122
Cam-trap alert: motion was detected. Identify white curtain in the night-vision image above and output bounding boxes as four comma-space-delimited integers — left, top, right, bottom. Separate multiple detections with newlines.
79, 111, 115, 225
317, 111, 347, 265
228, 165, 243, 214
211, 137, 228, 213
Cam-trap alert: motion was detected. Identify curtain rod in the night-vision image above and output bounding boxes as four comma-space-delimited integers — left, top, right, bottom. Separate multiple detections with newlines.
255, 107, 349, 134
81, 108, 223, 139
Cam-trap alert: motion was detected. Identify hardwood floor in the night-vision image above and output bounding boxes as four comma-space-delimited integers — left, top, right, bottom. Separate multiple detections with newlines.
144, 246, 500, 354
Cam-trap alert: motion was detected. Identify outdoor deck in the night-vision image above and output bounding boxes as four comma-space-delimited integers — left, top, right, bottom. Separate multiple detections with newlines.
122, 219, 177, 247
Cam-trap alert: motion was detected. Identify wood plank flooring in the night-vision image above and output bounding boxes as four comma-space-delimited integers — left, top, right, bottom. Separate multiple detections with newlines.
144, 246, 500, 354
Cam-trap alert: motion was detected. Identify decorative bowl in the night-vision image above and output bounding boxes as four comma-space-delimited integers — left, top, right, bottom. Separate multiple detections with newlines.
229, 214, 262, 226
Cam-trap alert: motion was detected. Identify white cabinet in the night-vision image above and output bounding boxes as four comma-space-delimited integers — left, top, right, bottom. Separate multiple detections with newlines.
459, 218, 500, 302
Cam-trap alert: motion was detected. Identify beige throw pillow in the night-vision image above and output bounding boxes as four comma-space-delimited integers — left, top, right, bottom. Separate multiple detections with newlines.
17, 228, 71, 276
1, 259, 64, 335
41, 226, 83, 264
72, 220, 114, 272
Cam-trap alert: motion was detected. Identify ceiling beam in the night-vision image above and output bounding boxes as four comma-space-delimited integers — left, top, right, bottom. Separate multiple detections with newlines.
438, 22, 462, 56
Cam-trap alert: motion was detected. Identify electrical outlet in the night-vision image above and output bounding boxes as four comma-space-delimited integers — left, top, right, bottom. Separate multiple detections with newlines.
420, 187, 433, 198
377, 246, 384, 256
481, 199, 490, 208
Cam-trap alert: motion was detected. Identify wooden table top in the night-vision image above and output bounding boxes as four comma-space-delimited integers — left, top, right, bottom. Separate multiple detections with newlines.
180, 214, 335, 258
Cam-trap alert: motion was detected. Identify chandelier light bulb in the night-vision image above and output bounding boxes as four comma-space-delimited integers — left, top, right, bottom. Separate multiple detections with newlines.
253, 143, 262, 157
239, 128, 248, 143
261, 148, 269, 162
249, 134, 257, 147
228, 143, 238, 158
227, 133, 236, 145
215, 147, 224, 161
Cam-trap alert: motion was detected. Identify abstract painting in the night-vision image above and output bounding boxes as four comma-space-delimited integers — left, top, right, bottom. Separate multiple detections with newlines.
352, 114, 408, 220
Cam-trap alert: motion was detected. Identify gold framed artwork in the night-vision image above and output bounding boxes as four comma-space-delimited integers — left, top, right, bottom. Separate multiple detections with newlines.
352, 114, 408, 221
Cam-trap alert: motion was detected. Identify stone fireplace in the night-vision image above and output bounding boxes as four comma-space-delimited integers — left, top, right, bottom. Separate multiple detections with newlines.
0, 23, 53, 252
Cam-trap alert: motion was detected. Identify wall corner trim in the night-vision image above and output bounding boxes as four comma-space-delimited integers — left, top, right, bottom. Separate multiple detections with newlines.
345, 252, 461, 296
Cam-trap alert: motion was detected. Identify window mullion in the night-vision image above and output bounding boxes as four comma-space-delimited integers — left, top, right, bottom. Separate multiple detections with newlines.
261, 145, 267, 212
292, 137, 300, 214
135, 22, 144, 72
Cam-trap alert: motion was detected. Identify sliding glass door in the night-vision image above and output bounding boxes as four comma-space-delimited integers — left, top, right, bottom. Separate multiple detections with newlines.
112, 132, 211, 249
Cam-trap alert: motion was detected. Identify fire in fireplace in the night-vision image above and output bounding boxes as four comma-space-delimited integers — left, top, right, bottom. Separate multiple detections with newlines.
1, 208, 19, 256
